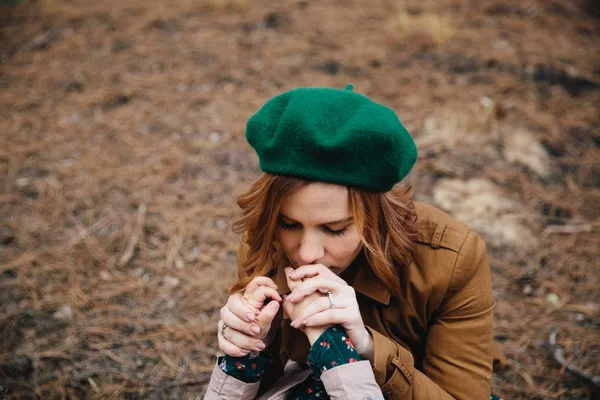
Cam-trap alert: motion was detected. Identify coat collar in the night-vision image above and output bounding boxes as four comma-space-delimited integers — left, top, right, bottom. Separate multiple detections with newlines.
272, 251, 392, 306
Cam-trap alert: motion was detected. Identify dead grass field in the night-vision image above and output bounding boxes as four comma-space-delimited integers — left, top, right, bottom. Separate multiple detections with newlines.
1, 0, 599, 398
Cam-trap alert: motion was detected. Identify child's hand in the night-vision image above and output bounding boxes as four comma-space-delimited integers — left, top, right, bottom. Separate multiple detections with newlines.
240, 279, 283, 344
282, 267, 331, 345
218, 276, 282, 357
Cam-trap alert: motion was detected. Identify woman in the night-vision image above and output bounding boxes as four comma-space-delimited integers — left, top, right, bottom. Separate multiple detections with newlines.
204, 85, 497, 399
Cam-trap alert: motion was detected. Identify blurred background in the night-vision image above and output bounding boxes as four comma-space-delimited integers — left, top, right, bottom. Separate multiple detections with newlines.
0, 0, 598, 398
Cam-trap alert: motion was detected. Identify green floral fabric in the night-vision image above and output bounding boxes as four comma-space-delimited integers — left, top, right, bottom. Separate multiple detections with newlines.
218, 326, 502, 400
217, 352, 272, 383
219, 325, 359, 398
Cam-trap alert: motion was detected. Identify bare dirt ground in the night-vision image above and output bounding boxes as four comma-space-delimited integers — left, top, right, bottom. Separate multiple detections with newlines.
1, 0, 599, 398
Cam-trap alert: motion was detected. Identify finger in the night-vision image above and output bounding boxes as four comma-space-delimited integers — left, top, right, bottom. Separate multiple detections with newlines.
301, 309, 354, 327
289, 264, 346, 285
245, 276, 278, 295
218, 323, 251, 357
288, 277, 347, 303
290, 296, 345, 327
218, 334, 251, 357
220, 304, 262, 336
255, 300, 281, 330
242, 286, 282, 309
282, 294, 295, 318
285, 267, 302, 291
227, 293, 261, 322
219, 320, 266, 352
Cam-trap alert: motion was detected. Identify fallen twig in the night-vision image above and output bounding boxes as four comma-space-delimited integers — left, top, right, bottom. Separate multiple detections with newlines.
23, 27, 64, 52
67, 216, 115, 247
542, 223, 592, 238
119, 204, 147, 266
549, 329, 600, 390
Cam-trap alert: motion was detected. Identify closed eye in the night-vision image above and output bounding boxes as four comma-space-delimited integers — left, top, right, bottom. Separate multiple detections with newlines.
277, 219, 349, 237
278, 221, 299, 231
323, 226, 348, 236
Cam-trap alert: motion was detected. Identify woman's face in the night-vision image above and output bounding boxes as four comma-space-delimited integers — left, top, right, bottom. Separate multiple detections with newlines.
275, 182, 363, 275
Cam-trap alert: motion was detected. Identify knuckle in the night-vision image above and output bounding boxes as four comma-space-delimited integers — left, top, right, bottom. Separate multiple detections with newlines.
242, 322, 252, 334
221, 311, 232, 324
232, 346, 244, 356
243, 337, 255, 349
258, 287, 270, 296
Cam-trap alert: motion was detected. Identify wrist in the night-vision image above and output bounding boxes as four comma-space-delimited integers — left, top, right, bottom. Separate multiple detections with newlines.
305, 326, 331, 345
355, 328, 374, 361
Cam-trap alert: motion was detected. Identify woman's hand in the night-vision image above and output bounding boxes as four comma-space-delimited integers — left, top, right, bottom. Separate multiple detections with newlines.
218, 276, 283, 357
286, 264, 374, 359
282, 267, 331, 345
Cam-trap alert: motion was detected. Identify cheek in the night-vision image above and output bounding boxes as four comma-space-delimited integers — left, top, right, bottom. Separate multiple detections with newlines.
328, 235, 362, 261
275, 229, 296, 252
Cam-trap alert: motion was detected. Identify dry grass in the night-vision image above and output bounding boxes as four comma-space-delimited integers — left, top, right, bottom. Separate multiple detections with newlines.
393, 11, 455, 47
1, 0, 599, 398
202, 0, 250, 12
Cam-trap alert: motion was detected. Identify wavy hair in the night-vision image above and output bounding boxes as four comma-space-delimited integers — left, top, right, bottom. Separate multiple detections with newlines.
231, 173, 417, 296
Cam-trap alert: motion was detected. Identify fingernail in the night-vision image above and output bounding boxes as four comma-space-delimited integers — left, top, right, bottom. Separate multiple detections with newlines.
288, 293, 294, 301
256, 341, 265, 350
246, 312, 255, 321
250, 325, 260, 334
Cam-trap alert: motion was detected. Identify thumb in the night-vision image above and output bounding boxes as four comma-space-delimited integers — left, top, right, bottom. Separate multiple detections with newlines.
281, 294, 294, 318
256, 300, 280, 328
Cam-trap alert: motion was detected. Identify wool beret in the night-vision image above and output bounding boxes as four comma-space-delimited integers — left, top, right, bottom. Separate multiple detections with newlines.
246, 85, 417, 192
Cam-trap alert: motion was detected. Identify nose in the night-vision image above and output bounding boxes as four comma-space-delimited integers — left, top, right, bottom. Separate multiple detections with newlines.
298, 232, 324, 265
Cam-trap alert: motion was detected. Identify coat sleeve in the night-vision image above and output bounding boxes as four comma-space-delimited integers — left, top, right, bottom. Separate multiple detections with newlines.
203, 363, 261, 400
321, 361, 384, 400
367, 231, 494, 400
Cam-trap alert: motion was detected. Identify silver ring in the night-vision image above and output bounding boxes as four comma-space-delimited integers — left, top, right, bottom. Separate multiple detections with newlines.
326, 290, 335, 309
221, 322, 228, 340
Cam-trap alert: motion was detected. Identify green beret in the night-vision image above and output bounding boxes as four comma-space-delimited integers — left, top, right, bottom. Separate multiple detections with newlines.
246, 85, 417, 192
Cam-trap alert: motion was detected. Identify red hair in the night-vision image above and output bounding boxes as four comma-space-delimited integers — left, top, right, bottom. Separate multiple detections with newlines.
231, 174, 417, 296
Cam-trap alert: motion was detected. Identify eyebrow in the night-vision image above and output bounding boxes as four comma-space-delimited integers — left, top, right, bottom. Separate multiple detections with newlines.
279, 213, 353, 226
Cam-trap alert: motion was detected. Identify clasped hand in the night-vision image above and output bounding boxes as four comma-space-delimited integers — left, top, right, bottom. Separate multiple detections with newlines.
218, 264, 372, 357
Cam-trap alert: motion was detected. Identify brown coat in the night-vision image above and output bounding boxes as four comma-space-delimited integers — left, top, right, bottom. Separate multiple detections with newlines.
236, 202, 495, 400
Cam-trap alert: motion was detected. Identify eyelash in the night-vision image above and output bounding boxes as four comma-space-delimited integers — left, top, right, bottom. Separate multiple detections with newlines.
277, 221, 348, 237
